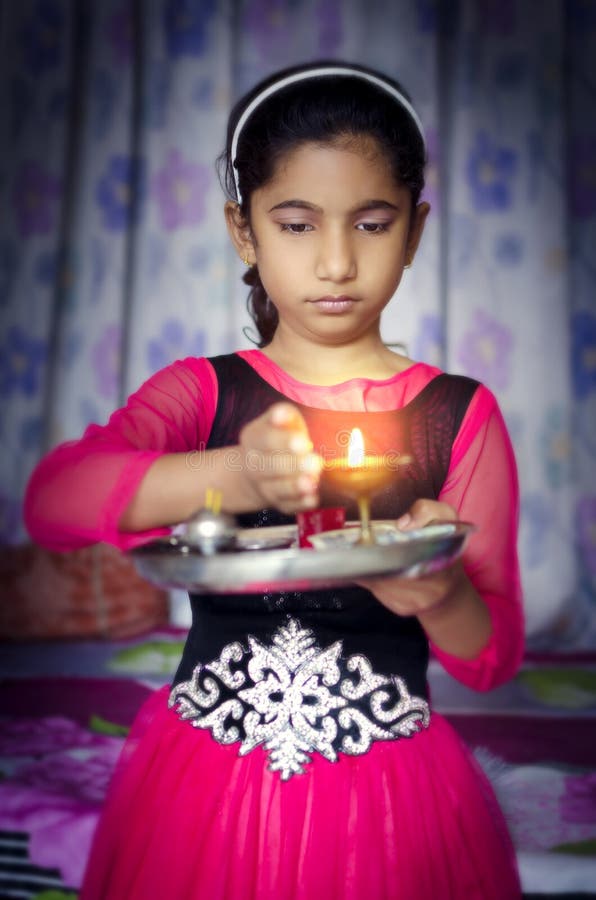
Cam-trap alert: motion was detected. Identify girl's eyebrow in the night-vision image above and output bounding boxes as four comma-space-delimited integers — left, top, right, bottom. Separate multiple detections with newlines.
268, 199, 399, 213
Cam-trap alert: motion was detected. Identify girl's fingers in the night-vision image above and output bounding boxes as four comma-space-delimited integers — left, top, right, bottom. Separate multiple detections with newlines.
396, 499, 457, 530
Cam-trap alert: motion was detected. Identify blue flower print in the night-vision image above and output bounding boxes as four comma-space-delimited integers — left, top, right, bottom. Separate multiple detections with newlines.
95, 155, 146, 231
163, 0, 216, 58
494, 232, 524, 266
466, 131, 517, 213
0, 327, 47, 398
571, 311, 596, 399
20, 0, 64, 75
147, 319, 206, 372
152, 149, 209, 231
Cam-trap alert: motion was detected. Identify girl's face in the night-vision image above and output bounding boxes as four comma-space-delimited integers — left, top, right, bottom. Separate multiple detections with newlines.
227, 136, 429, 347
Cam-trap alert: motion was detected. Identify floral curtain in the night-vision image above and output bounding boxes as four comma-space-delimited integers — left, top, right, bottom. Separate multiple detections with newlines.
1, 0, 595, 648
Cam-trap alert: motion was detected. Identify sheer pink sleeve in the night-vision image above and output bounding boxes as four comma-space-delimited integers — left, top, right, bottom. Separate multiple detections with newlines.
24, 358, 218, 552
432, 385, 524, 691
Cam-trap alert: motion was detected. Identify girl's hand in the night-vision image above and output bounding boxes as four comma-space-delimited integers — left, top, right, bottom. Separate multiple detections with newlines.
238, 402, 322, 514
357, 499, 464, 617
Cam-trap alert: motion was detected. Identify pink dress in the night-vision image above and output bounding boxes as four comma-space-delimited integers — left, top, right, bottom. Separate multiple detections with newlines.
25, 350, 524, 900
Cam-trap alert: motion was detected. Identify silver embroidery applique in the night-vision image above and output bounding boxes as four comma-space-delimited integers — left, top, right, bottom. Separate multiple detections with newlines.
169, 618, 430, 780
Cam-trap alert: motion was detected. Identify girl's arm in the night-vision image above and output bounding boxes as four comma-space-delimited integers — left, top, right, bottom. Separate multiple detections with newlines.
359, 387, 524, 691
25, 358, 319, 552
24, 358, 218, 551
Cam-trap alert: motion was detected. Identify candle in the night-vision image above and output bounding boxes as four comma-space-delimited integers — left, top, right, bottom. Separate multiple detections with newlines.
323, 428, 395, 544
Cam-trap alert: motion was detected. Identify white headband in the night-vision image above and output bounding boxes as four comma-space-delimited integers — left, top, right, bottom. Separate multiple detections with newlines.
230, 66, 426, 203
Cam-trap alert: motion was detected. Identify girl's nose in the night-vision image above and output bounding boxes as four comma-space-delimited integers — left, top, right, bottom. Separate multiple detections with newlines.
314, 229, 356, 282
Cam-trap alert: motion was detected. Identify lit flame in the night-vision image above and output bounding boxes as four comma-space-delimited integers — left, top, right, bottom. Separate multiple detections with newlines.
347, 428, 365, 467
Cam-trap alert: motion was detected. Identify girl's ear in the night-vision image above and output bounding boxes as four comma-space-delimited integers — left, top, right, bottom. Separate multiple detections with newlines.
224, 201, 256, 266
405, 201, 430, 266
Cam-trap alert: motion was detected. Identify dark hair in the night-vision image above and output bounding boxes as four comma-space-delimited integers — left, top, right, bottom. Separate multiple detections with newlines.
218, 61, 426, 347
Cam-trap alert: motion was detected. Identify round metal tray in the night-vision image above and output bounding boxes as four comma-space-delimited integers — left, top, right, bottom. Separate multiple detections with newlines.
130, 521, 474, 594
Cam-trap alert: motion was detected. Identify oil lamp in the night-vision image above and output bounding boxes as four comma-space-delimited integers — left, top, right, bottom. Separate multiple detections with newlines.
323, 428, 395, 544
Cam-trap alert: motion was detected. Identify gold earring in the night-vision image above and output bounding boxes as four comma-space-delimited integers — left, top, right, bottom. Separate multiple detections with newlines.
242, 253, 251, 267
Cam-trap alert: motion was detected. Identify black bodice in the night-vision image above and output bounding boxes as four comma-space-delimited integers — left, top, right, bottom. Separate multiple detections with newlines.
173, 354, 478, 702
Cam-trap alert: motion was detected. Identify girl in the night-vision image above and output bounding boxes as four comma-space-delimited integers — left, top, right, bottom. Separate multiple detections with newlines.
25, 62, 524, 899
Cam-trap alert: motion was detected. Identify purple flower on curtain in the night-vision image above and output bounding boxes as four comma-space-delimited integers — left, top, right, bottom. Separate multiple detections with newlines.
457, 309, 513, 389
107, 7, 133, 66
152, 149, 209, 231
571, 311, 596, 399
147, 318, 206, 371
12, 160, 61, 236
466, 131, 518, 212
0, 326, 47, 397
95, 155, 146, 231
0, 240, 17, 305
91, 323, 122, 400
244, 0, 292, 58
20, 0, 64, 75
569, 134, 596, 218
577, 496, 596, 577
560, 772, 596, 824
412, 313, 443, 367
494, 232, 524, 266
539, 407, 572, 490
163, 0, 216, 57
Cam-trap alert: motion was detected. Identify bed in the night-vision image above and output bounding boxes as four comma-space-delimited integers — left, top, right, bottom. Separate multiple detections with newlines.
1, 628, 595, 899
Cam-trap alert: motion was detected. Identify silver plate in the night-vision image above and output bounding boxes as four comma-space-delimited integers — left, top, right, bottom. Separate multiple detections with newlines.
131, 521, 474, 594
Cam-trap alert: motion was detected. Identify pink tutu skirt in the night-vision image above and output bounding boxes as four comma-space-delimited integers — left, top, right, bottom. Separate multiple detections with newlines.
80, 686, 520, 900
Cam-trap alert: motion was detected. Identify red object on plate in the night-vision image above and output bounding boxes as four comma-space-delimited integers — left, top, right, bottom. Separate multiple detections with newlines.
296, 507, 346, 548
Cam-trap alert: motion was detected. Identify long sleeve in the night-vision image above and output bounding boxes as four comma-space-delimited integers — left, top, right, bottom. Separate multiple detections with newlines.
24, 358, 218, 552
433, 385, 524, 691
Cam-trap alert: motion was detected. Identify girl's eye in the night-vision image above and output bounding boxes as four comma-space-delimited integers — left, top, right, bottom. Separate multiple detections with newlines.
279, 223, 314, 234
356, 222, 390, 233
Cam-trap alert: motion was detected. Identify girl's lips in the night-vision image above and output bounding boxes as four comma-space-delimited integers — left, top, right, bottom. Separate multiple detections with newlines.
310, 296, 358, 313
